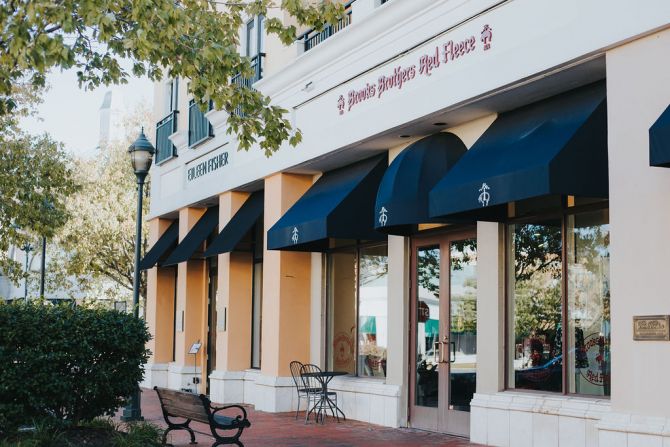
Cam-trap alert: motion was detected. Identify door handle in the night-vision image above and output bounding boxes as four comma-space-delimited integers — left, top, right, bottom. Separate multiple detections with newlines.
439, 337, 449, 364
450, 341, 456, 363
433, 341, 440, 364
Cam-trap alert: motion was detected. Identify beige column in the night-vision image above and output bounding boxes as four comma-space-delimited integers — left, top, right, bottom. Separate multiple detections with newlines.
216, 192, 253, 372
146, 218, 177, 365
475, 221, 505, 394
143, 218, 177, 388
173, 207, 208, 393
261, 173, 314, 378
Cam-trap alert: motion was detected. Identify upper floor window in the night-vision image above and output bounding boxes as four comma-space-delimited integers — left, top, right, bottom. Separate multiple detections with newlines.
245, 15, 265, 58
165, 78, 179, 115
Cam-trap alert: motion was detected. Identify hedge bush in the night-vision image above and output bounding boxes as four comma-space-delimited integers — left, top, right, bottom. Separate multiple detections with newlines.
0, 301, 150, 432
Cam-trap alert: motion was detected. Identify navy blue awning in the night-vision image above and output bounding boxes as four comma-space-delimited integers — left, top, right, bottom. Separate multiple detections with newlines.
139, 221, 179, 270
162, 206, 219, 266
429, 82, 608, 221
267, 156, 387, 251
650, 105, 670, 167
375, 133, 466, 235
204, 191, 264, 257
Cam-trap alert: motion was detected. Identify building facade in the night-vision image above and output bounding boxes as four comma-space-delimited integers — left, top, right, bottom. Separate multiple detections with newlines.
143, 1, 670, 445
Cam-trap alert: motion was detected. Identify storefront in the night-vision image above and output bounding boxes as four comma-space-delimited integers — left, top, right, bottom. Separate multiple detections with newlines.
142, 1, 670, 445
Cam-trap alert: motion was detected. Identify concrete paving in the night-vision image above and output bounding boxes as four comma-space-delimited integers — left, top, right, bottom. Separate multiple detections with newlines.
132, 387, 484, 447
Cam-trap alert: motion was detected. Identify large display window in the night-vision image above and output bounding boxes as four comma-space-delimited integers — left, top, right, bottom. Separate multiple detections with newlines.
326, 243, 388, 378
507, 205, 610, 397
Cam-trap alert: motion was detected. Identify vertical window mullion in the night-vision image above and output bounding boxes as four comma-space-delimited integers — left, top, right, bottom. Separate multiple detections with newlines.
354, 247, 361, 376
561, 212, 569, 395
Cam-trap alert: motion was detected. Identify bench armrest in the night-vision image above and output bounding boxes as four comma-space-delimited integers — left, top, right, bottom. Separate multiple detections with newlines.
211, 403, 248, 421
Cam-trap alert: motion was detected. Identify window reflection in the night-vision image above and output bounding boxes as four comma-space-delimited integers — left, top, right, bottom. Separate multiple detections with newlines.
567, 210, 610, 396
508, 208, 611, 397
358, 245, 388, 378
415, 246, 440, 407
326, 243, 388, 378
508, 220, 563, 392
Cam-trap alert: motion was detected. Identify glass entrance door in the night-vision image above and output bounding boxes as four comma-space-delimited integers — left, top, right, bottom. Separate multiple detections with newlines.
409, 232, 477, 436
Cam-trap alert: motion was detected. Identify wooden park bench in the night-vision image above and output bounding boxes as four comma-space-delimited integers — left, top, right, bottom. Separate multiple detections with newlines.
154, 387, 251, 447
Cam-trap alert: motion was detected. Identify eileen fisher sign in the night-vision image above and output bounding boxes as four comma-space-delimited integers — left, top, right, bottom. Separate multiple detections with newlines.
187, 151, 229, 182
337, 24, 494, 115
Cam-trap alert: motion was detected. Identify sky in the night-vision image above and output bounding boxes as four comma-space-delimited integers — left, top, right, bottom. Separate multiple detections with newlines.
20, 67, 153, 158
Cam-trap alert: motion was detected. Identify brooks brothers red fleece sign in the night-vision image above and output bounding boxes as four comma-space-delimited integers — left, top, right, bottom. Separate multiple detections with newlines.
337, 24, 493, 116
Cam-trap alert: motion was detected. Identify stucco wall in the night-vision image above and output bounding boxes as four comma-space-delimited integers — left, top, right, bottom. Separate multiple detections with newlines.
606, 29, 670, 419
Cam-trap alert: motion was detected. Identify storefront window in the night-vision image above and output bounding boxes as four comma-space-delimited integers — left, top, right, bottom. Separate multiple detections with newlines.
358, 245, 389, 378
251, 220, 263, 369
327, 243, 388, 378
327, 248, 357, 375
507, 206, 610, 396
567, 210, 610, 396
508, 219, 563, 392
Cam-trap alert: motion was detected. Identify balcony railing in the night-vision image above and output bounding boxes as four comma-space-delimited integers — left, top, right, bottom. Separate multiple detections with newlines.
188, 100, 213, 147
231, 53, 265, 117
155, 110, 178, 164
297, 0, 354, 52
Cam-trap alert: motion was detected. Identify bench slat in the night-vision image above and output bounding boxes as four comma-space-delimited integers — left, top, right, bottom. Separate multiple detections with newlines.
164, 409, 209, 424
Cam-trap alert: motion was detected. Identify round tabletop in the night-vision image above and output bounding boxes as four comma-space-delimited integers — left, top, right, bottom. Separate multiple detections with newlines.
301, 370, 348, 378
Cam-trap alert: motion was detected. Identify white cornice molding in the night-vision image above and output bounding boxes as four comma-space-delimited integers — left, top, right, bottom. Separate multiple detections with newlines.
204, 109, 229, 133
169, 129, 189, 152
254, 0, 465, 98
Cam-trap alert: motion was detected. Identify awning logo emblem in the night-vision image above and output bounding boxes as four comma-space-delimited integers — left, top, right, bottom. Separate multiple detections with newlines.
291, 227, 299, 244
379, 207, 388, 226
478, 183, 491, 207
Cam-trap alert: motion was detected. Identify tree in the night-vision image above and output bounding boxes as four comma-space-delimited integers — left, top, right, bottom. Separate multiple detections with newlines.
48, 105, 151, 306
0, 0, 346, 156
0, 85, 78, 285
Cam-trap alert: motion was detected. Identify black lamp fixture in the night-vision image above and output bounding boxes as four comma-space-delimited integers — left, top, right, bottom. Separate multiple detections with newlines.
122, 129, 155, 422
128, 128, 155, 178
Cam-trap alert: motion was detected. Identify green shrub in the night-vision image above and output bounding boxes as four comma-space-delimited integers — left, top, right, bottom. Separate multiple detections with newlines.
0, 301, 150, 432
114, 421, 163, 447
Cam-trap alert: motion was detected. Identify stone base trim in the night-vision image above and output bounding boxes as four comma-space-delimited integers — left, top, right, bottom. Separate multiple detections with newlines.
207, 370, 401, 427
470, 392, 611, 447
141, 363, 169, 389
597, 412, 670, 446
167, 363, 202, 394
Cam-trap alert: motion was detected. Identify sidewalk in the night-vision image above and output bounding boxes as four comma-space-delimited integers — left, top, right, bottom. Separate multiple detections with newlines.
134, 388, 483, 447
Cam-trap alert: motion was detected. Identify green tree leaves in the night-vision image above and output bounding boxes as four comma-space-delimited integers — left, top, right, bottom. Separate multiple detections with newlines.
0, 0, 345, 155
0, 85, 78, 285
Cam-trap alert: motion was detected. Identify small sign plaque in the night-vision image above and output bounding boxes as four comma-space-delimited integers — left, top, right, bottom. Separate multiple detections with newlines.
188, 342, 202, 354
633, 315, 670, 341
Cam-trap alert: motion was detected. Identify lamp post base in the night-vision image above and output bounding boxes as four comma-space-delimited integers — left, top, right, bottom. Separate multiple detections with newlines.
120, 388, 144, 422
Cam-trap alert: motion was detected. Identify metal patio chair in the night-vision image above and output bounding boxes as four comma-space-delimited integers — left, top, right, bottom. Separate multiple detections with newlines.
299, 363, 339, 424
289, 361, 320, 420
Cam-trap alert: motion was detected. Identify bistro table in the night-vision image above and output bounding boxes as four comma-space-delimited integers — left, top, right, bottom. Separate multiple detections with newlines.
301, 370, 347, 423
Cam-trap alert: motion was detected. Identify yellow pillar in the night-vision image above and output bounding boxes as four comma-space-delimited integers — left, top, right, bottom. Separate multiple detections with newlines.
174, 207, 208, 393
146, 218, 176, 365
261, 173, 313, 378
216, 191, 254, 372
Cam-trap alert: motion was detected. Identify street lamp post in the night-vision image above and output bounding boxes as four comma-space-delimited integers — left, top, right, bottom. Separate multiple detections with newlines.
22, 243, 33, 301
39, 236, 46, 299
39, 200, 54, 299
121, 129, 155, 422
